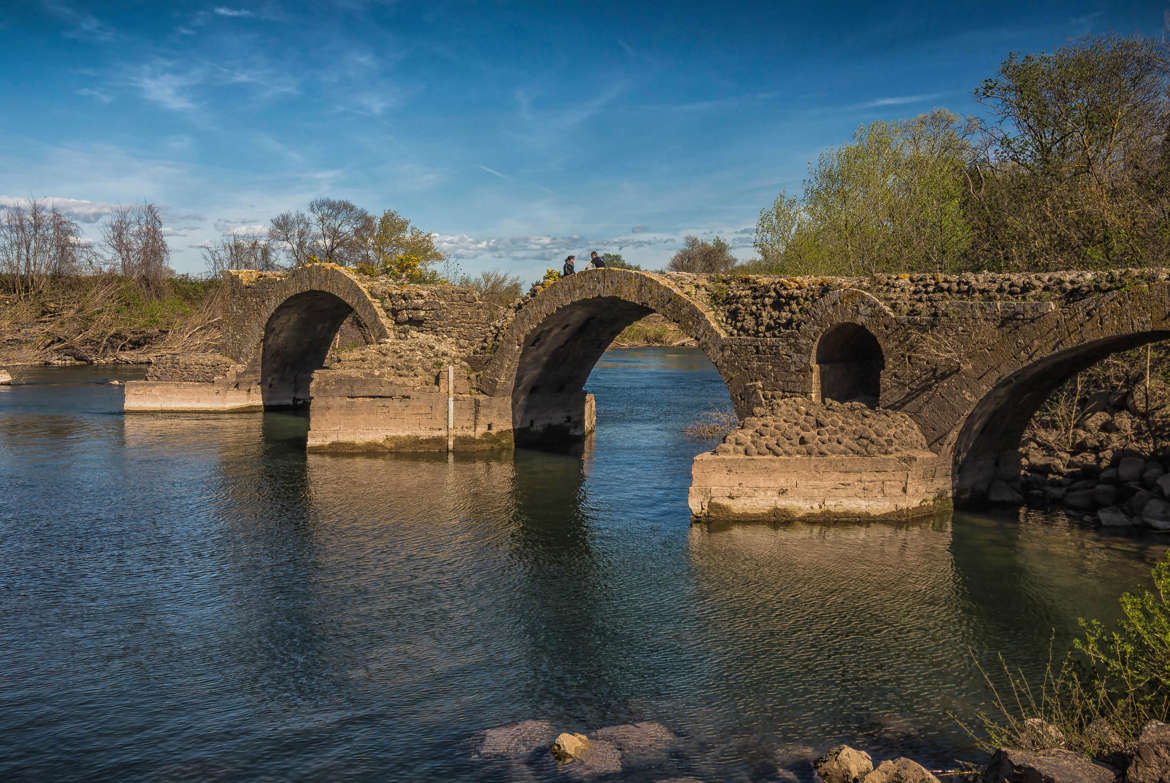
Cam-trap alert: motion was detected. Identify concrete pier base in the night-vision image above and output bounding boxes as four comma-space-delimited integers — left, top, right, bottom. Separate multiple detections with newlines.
305, 371, 516, 452
688, 451, 950, 522
123, 381, 263, 412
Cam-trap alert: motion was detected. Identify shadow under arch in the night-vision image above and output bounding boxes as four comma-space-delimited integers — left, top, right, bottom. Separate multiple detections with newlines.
260, 290, 371, 408
814, 322, 884, 406
477, 270, 734, 450
952, 329, 1170, 505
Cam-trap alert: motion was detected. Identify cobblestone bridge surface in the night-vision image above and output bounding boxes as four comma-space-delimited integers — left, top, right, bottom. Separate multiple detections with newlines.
124, 263, 1170, 521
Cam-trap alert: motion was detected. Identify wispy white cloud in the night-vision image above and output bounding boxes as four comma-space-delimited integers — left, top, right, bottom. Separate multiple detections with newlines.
857, 92, 947, 109
41, 1, 117, 42
644, 91, 779, 113
227, 223, 268, 235
75, 87, 112, 103
132, 63, 203, 111
433, 225, 755, 263
477, 164, 508, 180
1069, 10, 1104, 30
0, 195, 123, 223
213, 7, 254, 17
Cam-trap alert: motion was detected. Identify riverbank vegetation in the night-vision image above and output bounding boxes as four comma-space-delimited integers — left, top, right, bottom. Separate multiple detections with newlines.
962, 551, 1170, 762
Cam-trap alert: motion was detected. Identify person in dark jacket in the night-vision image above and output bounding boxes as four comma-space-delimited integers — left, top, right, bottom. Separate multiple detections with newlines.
562, 255, 575, 276
589, 251, 605, 269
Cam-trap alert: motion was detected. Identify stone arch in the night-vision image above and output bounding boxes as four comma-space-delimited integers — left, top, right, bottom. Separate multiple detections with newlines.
937, 284, 1170, 504
476, 269, 731, 447
798, 289, 898, 405
238, 266, 390, 409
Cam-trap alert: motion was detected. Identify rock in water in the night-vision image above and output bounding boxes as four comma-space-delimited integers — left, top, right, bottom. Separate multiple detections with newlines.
1097, 507, 1133, 527
475, 720, 558, 759
1142, 499, 1170, 531
981, 748, 1116, 783
0, 369, 11, 385
591, 721, 676, 765
1128, 721, 1170, 783
863, 758, 940, 783
552, 732, 590, 762
816, 745, 874, 783
559, 737, 622, 780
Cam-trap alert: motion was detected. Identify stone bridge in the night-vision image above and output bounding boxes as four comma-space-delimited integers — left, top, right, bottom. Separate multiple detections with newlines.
124, 263, 1170, 521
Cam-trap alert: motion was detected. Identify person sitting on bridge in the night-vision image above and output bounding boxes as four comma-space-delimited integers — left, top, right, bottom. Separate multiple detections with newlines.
588, 250, 606, 269
562, 255, 575, 276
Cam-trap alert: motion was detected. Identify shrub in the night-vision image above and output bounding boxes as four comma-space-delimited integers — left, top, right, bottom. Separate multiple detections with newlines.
962, 552, 1170, 757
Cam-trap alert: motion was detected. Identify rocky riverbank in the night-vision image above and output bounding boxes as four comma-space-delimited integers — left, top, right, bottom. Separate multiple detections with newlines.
470, 717, 1170, 782
991, 372, 1170, 532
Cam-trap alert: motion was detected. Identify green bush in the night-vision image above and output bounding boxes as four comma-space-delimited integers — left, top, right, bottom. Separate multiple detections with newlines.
963, 552, 1170, 756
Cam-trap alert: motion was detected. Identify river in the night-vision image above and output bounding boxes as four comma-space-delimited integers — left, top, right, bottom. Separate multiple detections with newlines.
1, 348, 1166, 782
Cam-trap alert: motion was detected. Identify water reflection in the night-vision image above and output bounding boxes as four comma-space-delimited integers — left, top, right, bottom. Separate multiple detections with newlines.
2, 356, 1167, 782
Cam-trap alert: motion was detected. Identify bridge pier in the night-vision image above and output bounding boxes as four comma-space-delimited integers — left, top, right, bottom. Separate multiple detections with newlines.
123, 380, 263, 412
688, 452, 951, 521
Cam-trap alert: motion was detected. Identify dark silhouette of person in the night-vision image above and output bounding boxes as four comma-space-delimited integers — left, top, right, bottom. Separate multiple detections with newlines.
562, 255, 575, 276
589, 251, 606, 269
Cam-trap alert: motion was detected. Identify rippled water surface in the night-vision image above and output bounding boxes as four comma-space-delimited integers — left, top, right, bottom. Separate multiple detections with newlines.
1, 350, 1167, 782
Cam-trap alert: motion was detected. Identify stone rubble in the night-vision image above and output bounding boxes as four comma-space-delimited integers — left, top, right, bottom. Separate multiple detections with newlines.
714, 397, 928, 458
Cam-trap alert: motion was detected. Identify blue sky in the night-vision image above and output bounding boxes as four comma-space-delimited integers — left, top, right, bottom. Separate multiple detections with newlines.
1, 1, 1166, 280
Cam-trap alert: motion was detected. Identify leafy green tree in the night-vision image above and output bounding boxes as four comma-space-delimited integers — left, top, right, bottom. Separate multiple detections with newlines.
756, 109, 973, 275
968, 35, 1170, 270
668, 235, 737, 273
356, 209, 444, 281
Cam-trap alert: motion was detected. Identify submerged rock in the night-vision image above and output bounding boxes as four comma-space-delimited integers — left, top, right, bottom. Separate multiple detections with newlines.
1142, 499, 1170, 531
982, 747, 1117, 783
560, 738, 622, 779
592, 721, 677, 765
816, 745, 874, 783
1097, 507, 1133, 527
475, 720, 558, 759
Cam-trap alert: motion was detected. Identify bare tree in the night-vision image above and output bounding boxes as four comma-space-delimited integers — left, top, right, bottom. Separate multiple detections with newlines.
456, 270, 523, 305
268, 211, 315, 267
267, 199, 371, 267
102, 203, 172, 297
309, 198, 371, 264
203, 234, 280, 276
0, 198, 93, 298
668, 235, 737, 273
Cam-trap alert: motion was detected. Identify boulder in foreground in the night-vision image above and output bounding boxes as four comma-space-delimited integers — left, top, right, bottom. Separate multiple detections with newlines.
1128, 721, 1170, 783
863, 757, 940, 783
981, 747, 1117, 783
816, 745, 875, 783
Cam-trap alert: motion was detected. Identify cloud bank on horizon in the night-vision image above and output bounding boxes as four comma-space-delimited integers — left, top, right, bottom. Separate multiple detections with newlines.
2, 0, 1163, 279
